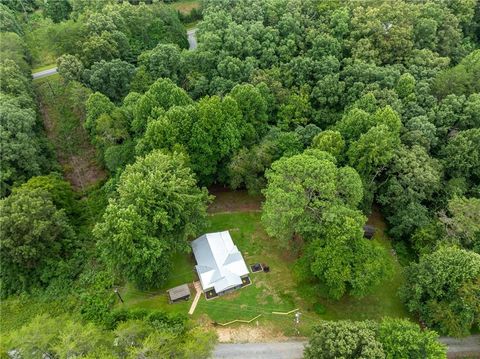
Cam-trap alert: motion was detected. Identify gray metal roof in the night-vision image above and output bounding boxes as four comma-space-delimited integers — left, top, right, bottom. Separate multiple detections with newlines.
167, 284, 190, 301
191, 231, 249, 293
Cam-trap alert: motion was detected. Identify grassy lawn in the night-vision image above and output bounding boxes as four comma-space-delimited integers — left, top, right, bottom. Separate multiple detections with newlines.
166, 0, 200, 14
118, 253, 195, 314
117, 201, 409, 336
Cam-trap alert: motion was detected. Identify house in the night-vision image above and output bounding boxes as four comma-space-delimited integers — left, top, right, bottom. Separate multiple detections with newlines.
167, 284, 191, 303
191, 231, 250, 297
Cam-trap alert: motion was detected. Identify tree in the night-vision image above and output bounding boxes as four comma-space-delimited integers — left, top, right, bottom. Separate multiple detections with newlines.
94, 150, 210, 289
84, 59, 136, 102
262, 150, 362, 244
229, 83, 269, 145
228, 129, 303, 194
44, 0, 72, 23
85, 92, 115, 136
442, 129, 480, 187
306, 205, 392, 298
304, 321, 384, 359
132, 78, 193, 135
379, 145, 442, 240
136, 104, 197, 157
188, 95, 242, 184
0, 32, 30, 74
80, 31, 127, 67
377, 318, 447, 359
0, 188, 75, 296
434, 50, 480, 98
401, 246, 480, 336
335, 108, 374, 143
440, 197, 480, 253
114, 320, 151, 357
18, 173, 77, 218
53, 320, 112, 358
0, 97, 43, 195
5, 314, 113, 358
402, 115, 437, 150
0, 59, 32, 97
348, 124, 400, 180
312, 130, 345, 160
138, 43, 183, 84
0, 4, 21, 34
4, 314, 61, 358
57, 54, 84, 83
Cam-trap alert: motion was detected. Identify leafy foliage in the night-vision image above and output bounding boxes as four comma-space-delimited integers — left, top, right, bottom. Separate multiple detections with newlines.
401, 246, 480, 336
0, 187, 76, 296
94, 150, 210, 289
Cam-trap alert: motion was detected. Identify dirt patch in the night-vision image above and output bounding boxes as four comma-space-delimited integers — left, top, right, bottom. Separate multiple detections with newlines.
216, 324, 290, 343
208, 186, 263, 213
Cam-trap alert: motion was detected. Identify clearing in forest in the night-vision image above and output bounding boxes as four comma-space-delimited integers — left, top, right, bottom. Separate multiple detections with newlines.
34, 75, 106, 191
116, 191, 409, 339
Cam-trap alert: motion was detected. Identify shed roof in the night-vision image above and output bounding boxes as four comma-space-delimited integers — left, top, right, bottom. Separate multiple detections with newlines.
167, 284, 190, 301
191, 231, 249, 293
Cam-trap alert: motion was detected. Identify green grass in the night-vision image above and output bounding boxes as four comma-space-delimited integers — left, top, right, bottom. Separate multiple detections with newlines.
166, 0, 200, 14
118, 208, 409, 336
117, 252, 195, 313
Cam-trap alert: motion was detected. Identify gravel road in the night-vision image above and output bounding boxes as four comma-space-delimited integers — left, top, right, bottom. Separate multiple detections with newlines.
213, 336, 480, 359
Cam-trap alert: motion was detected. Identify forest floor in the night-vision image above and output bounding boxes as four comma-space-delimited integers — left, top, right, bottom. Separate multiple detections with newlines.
117, 191, 409, 340
34, 75, 106, 191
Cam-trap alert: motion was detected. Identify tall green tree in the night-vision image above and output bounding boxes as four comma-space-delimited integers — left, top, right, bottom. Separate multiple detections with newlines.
0, 188, 75, 296
43, 0, 72, 23
188, 95, 242, 184
306, 205, 392, 298
304, 321, 384, 359
440, 196, 480, 253
94, 150, 210, 289
262, 150, 362, 244
84, 59, 136, 102
377, 318, 446, 359
401, 246, 480, 336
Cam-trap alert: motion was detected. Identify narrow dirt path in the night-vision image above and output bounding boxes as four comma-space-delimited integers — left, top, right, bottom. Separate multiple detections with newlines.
35, 77, 106, 191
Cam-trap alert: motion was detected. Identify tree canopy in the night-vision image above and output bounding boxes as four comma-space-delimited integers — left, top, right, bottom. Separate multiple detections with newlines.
401, 246, 480, 336
94, 150, 210, 289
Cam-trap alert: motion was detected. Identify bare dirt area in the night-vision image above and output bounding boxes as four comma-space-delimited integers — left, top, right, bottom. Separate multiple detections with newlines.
215, 324, 290, 343
208, 186, 263, 213
35, 77, 106, 191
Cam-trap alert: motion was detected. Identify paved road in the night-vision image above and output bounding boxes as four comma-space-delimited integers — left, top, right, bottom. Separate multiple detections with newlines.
440, 335, 480, 358
31, 28, 197, 80
213, 336, 480, 359
187, 28, 198, 50
32, 67, 57, 79
213, 342, 306, 359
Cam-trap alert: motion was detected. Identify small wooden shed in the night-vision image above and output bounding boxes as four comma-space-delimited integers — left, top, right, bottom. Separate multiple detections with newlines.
363, 225, 376, 239
167, 284, 191, 303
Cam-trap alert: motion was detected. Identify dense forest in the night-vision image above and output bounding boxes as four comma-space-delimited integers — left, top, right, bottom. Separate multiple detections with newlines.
1, 0, 479, 357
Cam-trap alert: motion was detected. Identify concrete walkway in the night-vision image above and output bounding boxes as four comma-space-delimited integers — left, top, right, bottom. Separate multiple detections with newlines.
188, 281, 202, 315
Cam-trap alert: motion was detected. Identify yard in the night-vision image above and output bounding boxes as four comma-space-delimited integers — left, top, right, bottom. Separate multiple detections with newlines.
117, 192, 409, 337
